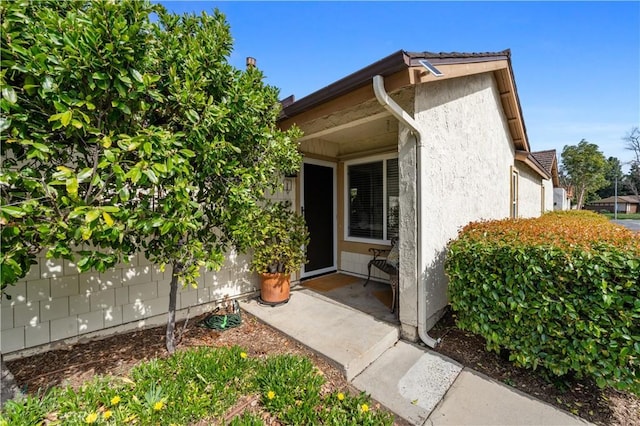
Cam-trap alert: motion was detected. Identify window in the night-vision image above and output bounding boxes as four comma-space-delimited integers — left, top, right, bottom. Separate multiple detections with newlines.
511, 168, 519, 218
346, 156, 398, 242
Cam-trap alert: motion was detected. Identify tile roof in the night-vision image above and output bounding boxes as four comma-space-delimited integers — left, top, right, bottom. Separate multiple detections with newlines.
530, 150, 557, 175
589, 195, 640, 204
280, 49, 512, 119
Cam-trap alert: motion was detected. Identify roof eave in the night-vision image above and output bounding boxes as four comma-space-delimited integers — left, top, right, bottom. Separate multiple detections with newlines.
280, 50, 410, 119
280, 49, 514, 120
515, 150, 552, 180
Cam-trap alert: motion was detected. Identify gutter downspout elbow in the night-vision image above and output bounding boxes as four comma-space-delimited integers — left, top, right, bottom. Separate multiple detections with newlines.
372, 75, 440, 348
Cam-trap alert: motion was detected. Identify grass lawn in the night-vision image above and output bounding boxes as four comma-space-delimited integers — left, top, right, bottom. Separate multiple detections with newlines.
601, 212, 640, 220
0, 346, 392, 425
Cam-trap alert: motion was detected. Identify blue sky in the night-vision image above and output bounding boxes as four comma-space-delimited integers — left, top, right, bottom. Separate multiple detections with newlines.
159, 1, 639, 167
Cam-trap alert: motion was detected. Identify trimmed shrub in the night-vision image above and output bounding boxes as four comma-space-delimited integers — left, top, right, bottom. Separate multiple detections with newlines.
445, 211, 640, 394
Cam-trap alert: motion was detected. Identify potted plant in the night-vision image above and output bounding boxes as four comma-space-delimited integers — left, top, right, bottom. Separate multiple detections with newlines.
251, 201, 310, 305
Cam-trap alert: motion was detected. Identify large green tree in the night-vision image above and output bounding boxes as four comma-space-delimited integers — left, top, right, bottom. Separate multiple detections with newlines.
561, 139, 608, 209
1, 0, 301, 352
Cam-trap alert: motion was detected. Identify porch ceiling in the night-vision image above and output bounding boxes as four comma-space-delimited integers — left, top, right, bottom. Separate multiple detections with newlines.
294, 88, 414, 158
290, 89, 400, 157
299, 112, 398, 158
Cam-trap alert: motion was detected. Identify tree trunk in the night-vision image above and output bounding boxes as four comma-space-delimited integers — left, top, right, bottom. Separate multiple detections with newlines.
576, 186, 586, 210
165, 261, 182, 354
1, 356, 23, 409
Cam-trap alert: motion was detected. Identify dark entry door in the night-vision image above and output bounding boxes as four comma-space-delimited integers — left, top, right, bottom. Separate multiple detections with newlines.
302, 162, 335, 277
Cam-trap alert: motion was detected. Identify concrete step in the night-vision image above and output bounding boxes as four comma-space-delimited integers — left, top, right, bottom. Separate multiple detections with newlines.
240, 289, 399, 380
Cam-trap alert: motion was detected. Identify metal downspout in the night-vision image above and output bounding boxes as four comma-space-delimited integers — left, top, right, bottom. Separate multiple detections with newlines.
372, 75, 440, 348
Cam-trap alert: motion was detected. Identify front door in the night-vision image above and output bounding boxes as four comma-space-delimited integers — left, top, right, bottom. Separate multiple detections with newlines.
301, 160, 336, 278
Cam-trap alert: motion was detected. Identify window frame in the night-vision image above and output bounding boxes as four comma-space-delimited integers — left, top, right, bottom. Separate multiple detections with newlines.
511, 167, 519, 218
344, 153, 398, 244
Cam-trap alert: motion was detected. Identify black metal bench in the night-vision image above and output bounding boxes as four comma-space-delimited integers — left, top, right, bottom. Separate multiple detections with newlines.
363, 239, 399, 313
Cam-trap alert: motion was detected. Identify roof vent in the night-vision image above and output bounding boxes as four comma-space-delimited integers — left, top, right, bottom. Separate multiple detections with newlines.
246, 57, 256, 69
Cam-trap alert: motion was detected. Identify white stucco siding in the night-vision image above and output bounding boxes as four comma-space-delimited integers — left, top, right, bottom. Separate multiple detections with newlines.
516, 163, 545, 217
554, 187, 570, 210
406, 72, 517, 329
543, 178, 554, 213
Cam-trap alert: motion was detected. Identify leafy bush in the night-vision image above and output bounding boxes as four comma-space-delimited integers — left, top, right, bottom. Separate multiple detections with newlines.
445, 211, 640, 394
250, 201, 310, 274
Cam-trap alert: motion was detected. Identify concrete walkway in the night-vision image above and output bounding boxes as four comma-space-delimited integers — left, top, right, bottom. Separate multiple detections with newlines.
241, 289, 592, 425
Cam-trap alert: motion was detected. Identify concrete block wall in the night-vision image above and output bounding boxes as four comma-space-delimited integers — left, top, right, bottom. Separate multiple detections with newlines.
1, 249, 259, 359
0, 183, 295, 359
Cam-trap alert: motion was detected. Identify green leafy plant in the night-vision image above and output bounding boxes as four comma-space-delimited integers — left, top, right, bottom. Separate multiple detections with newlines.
0, 346, 393, 425
0, 0, 303, 352
445, 211, 640, 395
250, 201, 310, 274
255, 354, 323, 423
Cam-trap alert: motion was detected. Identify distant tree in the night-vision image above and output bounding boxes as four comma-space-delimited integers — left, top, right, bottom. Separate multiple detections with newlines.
623, 127, 640, 202
596, 157, 628, 199
0, 0, 301, 354
624, 127, 640, 163
561, 140, 608, 209
624, 163, 640, 203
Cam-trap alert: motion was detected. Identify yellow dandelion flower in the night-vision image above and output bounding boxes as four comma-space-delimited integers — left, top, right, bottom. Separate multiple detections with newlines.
111, 395, 121, 405
103, 410, 113, 420
85, 412, 98, 424
267, 390, 275, 400
360, 403, 369, 413
240, 352, 247, 359
153, 400, 164, 411
337, 392, 345, 401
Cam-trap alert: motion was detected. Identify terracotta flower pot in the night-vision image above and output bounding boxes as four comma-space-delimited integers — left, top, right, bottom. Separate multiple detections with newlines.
259, 272, 291, 305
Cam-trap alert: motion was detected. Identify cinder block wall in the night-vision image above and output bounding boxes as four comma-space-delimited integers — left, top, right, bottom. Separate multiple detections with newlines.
1, 186, 294, 359
1, 250, 258, 359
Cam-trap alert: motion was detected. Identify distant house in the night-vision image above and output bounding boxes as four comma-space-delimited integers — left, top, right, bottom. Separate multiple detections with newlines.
585, 195, 639, 214
530, 149, 571, 211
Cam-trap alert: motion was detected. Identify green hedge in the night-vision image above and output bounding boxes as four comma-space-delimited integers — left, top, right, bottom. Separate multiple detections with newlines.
445, 211, 640, 394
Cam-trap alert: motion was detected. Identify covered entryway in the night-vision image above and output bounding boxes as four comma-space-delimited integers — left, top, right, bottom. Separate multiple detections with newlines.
300, 159, 337, 278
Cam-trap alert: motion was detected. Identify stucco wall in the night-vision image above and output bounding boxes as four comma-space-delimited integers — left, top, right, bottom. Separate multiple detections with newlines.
405, 72, 518, 331
543, 179, 554, 213
1, 187, 294, 358
516, 163, 544, 218
554, 187, 570, 210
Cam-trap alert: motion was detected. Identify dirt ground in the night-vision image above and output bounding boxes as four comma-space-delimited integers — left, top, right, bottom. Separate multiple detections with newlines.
429, 309, 640, 426
5, 308, 639, 425
4, 311, 409, 425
